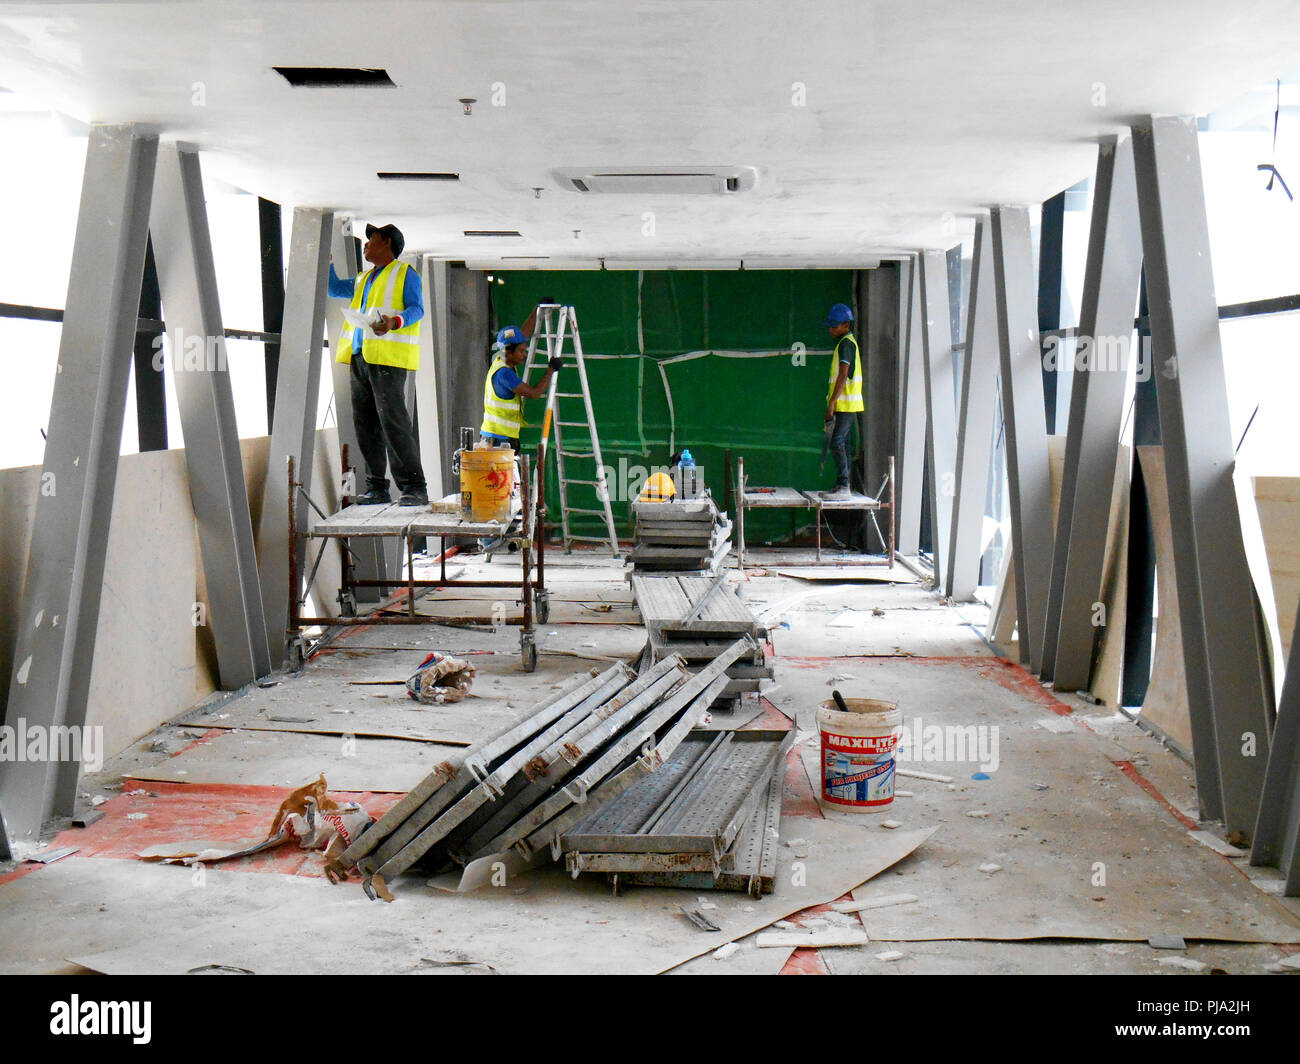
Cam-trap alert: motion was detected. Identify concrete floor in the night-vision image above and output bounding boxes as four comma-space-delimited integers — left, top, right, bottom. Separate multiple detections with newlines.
2, 550, 1298, 975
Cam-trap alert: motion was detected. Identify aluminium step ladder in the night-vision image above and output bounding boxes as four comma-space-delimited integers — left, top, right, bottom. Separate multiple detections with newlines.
522, 304, 620, 555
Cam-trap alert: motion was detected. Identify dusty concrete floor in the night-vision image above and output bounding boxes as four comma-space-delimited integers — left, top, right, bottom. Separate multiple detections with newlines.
2, 549, 1298, 976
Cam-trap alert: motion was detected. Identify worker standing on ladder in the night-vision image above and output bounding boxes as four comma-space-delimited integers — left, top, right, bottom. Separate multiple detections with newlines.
824, 301, 864, 499
328, 223, 428, 506
480, 309, 562, 450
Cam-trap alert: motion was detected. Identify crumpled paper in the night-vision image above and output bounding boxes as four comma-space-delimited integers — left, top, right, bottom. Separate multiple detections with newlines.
406, 651, 476, 705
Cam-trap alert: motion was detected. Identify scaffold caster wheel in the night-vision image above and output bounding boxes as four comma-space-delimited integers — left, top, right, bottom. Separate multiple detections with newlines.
535, 591, 551, 625
287, 636, 307, 672
338, 590, 357, 617
521, 637, 538, 673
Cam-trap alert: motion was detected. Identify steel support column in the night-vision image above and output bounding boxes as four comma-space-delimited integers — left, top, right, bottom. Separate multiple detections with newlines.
0, 125, 158, 854
862, 263, 900, 553
896, 256, 926, 555
1043, 137, 1143, 689
946, 219, 998, 601
1132, 115, 1273, 836
327, 218, 388, 601
416, 256, 446, 499
1251, 595, 1300, 894
151, 143, 273, 688
990, 206, 1055, 671
920, 250, 958, 588
259, 207, 333, 660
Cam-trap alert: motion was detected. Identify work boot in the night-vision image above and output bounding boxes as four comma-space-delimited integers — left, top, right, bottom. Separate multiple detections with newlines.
399, 490, 430, 507
827, 483, 851, 499
354, 488, 391, 506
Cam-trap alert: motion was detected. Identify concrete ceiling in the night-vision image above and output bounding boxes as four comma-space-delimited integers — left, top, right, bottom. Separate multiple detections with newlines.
1, 0, 1297, 266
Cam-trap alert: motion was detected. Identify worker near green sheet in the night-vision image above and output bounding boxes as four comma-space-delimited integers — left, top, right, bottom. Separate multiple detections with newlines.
823, 301, 864, 498
480, 302, 563, 450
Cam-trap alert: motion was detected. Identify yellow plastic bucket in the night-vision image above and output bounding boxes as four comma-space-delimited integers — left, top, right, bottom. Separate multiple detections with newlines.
460, 446, 515, 523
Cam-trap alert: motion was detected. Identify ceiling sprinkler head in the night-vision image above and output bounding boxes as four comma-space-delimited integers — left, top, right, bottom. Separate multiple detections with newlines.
459, 97, 476, 116
532, 187, 543, 199
573, 229, 580, 239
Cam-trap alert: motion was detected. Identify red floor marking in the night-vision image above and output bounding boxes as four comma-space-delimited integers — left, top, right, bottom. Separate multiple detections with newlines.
25, 781, 403, 878
783, 745, 823, 818
1113, 760, 1198, 831
780, 948, 830, 975
778, 891, 859, 975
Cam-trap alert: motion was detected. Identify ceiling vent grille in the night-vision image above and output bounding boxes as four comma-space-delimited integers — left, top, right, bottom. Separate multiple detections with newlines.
273, 67, 394, 88
552, 166, 757, 195
464, 230, 522, 238
377, 172, 459, 181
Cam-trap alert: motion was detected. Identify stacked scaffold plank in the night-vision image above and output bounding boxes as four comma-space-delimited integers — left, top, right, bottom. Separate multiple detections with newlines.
631, 573, 772, 714
629, 494, 733, 573
334, 637, 757, 899
561, 727, 793, 896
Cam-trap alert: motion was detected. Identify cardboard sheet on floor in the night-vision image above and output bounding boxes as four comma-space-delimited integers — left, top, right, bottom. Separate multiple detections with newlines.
126, 730, 446, 793
772, 655, 1300, 945
775, 567, 917, 584
2, 822, 934, 975
183, 695, 519, 746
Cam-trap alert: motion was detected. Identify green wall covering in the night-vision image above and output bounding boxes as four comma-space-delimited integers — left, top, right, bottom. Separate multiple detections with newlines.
491, 269, 857, 542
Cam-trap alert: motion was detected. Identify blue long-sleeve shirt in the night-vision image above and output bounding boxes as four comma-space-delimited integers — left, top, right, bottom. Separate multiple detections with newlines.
328, 262, 424, 355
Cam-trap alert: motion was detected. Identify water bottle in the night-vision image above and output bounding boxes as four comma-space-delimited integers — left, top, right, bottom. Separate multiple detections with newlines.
680, 449, 695, 468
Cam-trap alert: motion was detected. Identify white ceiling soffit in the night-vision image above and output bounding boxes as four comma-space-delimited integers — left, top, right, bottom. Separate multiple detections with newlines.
0, 1, 1298, 266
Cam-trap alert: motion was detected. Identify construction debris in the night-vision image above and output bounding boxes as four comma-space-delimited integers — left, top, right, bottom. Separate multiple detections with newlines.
334, 641, 758, 898
405, 651, 476, 705
137, 775, 373, 868
756, 927, 870, 948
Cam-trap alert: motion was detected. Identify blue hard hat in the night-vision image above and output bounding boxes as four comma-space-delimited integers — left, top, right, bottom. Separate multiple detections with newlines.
826, 303, 854, 326
497, 325, 527, 347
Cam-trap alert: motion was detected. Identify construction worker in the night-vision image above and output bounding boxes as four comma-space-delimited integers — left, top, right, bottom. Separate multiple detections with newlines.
327, 223, 428, 506
480, 307, 562, 451
824, 302, 864, 498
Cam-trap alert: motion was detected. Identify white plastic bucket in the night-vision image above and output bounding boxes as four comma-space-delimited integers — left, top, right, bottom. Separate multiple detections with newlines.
816, 698, 902, 811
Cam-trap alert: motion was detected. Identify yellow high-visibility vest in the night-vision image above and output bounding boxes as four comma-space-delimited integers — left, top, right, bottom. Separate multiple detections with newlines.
335, 261, 421, 370
828, 332, 864, 412
481, 353, 524, 439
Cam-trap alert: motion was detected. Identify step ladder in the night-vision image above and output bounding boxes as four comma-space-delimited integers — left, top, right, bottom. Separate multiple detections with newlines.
522, 304, 620, 555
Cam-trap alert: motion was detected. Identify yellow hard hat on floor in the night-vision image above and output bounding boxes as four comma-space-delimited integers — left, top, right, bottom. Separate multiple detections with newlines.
638, 471, 676, 502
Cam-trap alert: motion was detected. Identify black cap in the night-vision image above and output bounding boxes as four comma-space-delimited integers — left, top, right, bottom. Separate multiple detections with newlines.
365, 223, 405, 257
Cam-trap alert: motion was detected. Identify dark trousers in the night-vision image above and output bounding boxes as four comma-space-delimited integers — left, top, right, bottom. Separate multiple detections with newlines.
831, 411, 855, 487
350, 356, 426, 495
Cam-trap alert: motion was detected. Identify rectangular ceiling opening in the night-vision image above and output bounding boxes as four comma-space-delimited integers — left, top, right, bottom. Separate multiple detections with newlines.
465, 230, 522, 237
377, 172, 459, 181
273, 67, 394, 88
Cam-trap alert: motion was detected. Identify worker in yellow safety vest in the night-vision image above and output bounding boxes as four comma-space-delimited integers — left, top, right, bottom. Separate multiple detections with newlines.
824, 302, 864, 498
480, 312, 563, 451
327, 223, 428, 506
